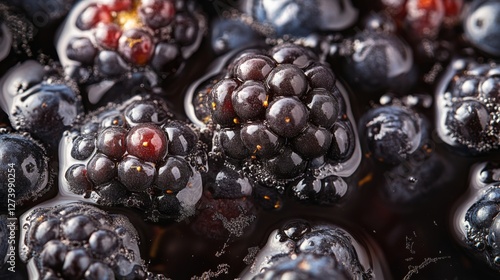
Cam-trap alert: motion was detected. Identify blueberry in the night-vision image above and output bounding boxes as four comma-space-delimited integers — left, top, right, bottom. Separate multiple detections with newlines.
0, 133, 50, 207
464, 1, 500, 56
232, 81, 268, 121
71, 136, 96, 160
361, 106, 422, 165
61, 215, 97, 241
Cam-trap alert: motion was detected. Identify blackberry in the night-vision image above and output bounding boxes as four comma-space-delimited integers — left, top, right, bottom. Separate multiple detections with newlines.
187, 44, 360, 200
454, 162, 500, 272
60, 95, 208, 221
240, 220, 387, 279
56, 0, 206, 84
435, 58, 500, 154
0, 60, 83, 151
20, 202, 166, 279
0, 131, 54, 208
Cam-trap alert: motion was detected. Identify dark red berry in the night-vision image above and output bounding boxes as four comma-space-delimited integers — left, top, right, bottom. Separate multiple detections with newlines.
117, 156, 156, 192
118, 29, 154, 65
210, 79, 239, 127
139, 0, 176, 29
234, 54, 276, 82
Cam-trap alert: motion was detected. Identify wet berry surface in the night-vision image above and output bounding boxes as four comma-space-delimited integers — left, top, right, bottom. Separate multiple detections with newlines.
2, 0, 500, 279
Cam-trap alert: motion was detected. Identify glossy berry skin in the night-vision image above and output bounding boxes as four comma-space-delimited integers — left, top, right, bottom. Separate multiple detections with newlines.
339, 21, 416, 94
464, 0, 500, 57
240, 221, 387, 279
60, 95, 207, 221
187, 44, 360, 199
241, 0, 358, 36
360, 105, 422, 165
0, 132, 51, 208
435, 58, 500, 154
20, 202, 165, 279
453, 162, 500, 272
210, 18, 262, 55
56, 0, 206, 85
0, 60, 83, 151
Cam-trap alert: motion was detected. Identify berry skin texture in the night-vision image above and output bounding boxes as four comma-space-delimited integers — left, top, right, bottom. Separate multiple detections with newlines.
0, 60, 83, 151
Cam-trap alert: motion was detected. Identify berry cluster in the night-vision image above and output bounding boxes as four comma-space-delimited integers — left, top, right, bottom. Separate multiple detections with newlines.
57, 0, 205, 82
241, 220, 383, 279
61, 95, 207, 221
436, 58, 500, 154
20, 202, 165, 279
201, 44, 359, 189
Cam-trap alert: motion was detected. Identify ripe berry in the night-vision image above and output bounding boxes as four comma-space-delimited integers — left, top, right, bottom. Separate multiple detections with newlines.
60, 95, 206, 221
464, 1, 500, 56
241, 221, 386, 279
0, 132, 51, 208
0, 60, 83, 151
57, 0, 206, 84
126, 123, 167, 163
188, 44, 360, 195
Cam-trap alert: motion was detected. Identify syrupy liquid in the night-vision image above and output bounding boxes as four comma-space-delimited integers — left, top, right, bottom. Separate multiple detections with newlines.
4, 0, 500, 279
